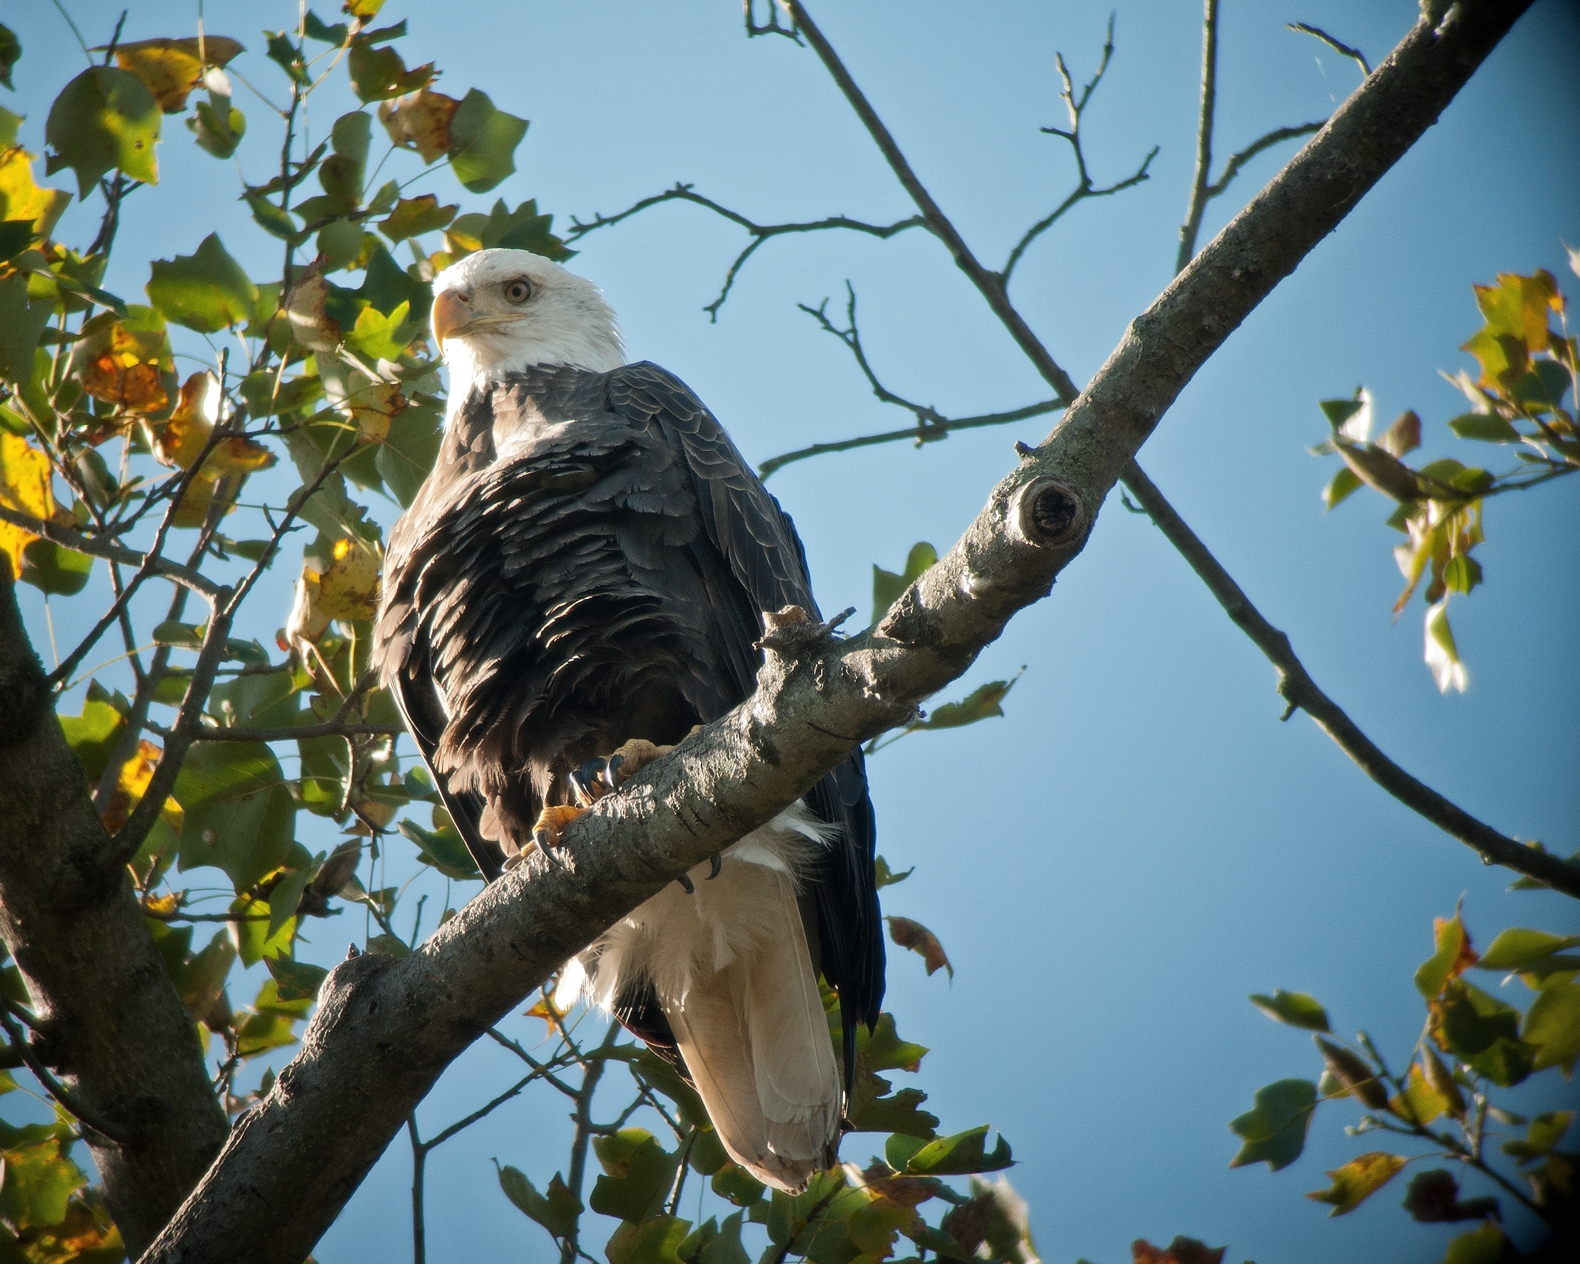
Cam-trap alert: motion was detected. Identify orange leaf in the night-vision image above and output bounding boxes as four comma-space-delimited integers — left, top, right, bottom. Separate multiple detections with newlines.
888, 915, 953, 980
377, 89, 459, 164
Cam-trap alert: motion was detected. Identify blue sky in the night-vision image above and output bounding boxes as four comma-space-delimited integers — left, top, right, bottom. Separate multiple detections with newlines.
8, 2, 1579, 1261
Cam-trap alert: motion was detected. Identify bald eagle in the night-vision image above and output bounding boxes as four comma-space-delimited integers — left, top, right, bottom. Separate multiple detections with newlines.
373, 248, 884, 1191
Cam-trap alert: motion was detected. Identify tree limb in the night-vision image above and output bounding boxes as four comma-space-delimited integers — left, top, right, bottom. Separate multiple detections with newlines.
1119, 460, 1579, 897
134, 4, 1535, 1258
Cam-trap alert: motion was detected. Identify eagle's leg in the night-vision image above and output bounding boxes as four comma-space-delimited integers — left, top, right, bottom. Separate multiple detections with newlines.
599, 733, 720, 891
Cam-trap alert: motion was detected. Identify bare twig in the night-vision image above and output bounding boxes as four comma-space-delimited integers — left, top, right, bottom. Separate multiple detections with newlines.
1004, 15, 1159, 286
759, 285, 1060, 477
1118, 461, 1580, 898
777, 0, 1082, 404
566, 183, 926, 320
1289, 21, 1373, 77
744, 0, 801, 42
168, 721, 404, 744
1176, 1, 1325, 272
0, 1001, 135, 1146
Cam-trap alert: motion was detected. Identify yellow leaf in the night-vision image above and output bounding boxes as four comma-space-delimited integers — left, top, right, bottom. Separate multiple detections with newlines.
102, 738, 183, 833
112, 36, 246, 113
317, 536, 381, 621
72, 314, 173, 413
0, 147, 70, 240
1305, 1151, 1407, 1216
0, 432, 53, 580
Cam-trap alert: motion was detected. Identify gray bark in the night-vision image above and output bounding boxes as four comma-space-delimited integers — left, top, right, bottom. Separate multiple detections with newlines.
0, 567, 229, 1256
133, 3, 1533, 1260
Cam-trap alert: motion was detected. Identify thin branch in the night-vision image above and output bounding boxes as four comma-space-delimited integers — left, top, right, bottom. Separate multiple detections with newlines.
0, 506, 225, 604
1289, 21, 1373, 77
1177, 0, 1220, 275
1205, 123, 1323, 199
758, 286, 1060, 477
421, 1070, 544, 1152
1118, 460, 1580, 899
406, 1115, 426, 1264
743, 0, 801, 42
168, 721, 404, 743
1002, 15, 1158, 286
0, 1002, 135, 1146
565, 183, 926, 321
562, 1022, 621, 1264
777, 0, 1082, 404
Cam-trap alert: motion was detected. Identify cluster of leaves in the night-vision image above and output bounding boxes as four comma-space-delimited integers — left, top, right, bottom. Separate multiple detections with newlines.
1314, 261, 1578, 692
495, 959, 1033, 1264
1232, 907, 1579, 1259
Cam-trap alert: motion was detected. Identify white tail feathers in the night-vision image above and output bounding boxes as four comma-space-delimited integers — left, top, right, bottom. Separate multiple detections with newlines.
577, 807, 841, 1193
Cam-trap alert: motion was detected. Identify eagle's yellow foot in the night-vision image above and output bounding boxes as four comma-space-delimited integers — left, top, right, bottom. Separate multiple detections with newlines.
531, 804, 586, 858
594, 729, 713, 893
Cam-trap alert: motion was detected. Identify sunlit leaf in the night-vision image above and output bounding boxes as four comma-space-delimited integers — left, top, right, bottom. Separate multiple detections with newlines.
1321, 465, 1362, 512
1477, 928, 1580, 971
900, 1125, 1011, 1176
1424, 600, 1467, 694
0, 431, 52, 580
1441, 1222, 1510, 1264
0, 272, 51, 386
873, 855, 912, 889
605, 1215, 691, 1264
0, 146, 71, 239
174, 741, 295, 891
1248, 989, 1330, 1032
872, 542, 937, 624
1304, 1151, 1406, 1216
379, 193, 457, 243
70, 305, 173, 412
265, 954, 327, 1003
188, 95, 246, 159
590, 1128, 679, 1224
377, 88, 458, 164
45, 66, 161, 196
108, 36, 245, 113
1523, 982, 1580, 1074
1416, 910, 1477, 999
399, 816, 480, 882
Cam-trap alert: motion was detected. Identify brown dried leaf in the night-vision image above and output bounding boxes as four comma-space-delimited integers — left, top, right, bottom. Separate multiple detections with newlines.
285, 270, 341, 353
74, 318, 172, 412
1132, 1238, 1226, 1264
377, 88, 459, 164
888, 915, 953, 980
112, 36, 246, 112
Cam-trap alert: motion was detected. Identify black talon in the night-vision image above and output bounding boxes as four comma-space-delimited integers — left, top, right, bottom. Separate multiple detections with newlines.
604, 753, 625, 788
676, 871, 695, 895
706, 852, 722, 880
571, 757, 607, 804
533, 828, 559, 864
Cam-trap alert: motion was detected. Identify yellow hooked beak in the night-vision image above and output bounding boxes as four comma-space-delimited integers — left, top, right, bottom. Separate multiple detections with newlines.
431, 288, 472, 347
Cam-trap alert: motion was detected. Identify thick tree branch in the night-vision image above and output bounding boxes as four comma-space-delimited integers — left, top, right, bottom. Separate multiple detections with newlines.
135, 4, 1533, 1259
1119, 461, 1579, 897
0, 568, 229, 1256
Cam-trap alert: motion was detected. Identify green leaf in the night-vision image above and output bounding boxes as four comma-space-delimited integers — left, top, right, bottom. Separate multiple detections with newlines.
1447, 412, 1520, 442
266, 866, 313, 940
0, 1139, 87, 1229
589, 1129, 679, 1223
1321, 465, 1363, 512
872, 542, 937, 624
189, 98, 245, 159
379, 193, 456, 242
1304, 1152, 1407, 1216
1319, 396, 1365, 432
605, 1215, 691, 1264
1439, 982, 1521, 1058
853, 1012, 927, 1072
710, 1163, 765, 1208
265, 954, 327, 1003
909, 671, 1023, 733
0, 218, 32, 264
245, 192, 301, 243
1249, 989, 1330, 1032
1441, 1222, 1509, 1264
1523, 982, 1580, 1073
497, 1166, 582, 1239
873, 855, 913, 889
446, 89, 528, 193
173, 741, 295, 891
1228, 1079, 1317, 1171
1477, 928, 1580, 971
45, 66, 161, 195
303, 11, 350, 44
18, 537, 92, 595
399, 817, 480, 882
0, 25, 18, 92
151, 619, 205, 648
264, 32, 308, 86
344, 299, 415, 361
316, 218, 365, 272
0, 271, 55, 384
146, 233, 258, 333
1502, 1110, 1574, 1164
848, 1073, 938, 1138
347, 40, 432, 103
376, 394, 442, 506
1442, 554, 1482, 595
901, 1125, 1012, 1176
57, 689, 126, 781
229, 894, 294, 968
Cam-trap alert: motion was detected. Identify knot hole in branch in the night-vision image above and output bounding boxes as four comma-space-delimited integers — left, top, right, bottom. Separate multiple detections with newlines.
1012, 477, 1086, 548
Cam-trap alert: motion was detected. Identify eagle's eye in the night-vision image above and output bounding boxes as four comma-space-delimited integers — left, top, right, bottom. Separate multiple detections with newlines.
503, 278, 532, 305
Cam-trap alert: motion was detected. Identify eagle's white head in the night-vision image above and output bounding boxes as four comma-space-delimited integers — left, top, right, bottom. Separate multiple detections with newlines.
430, 248, 625, 421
